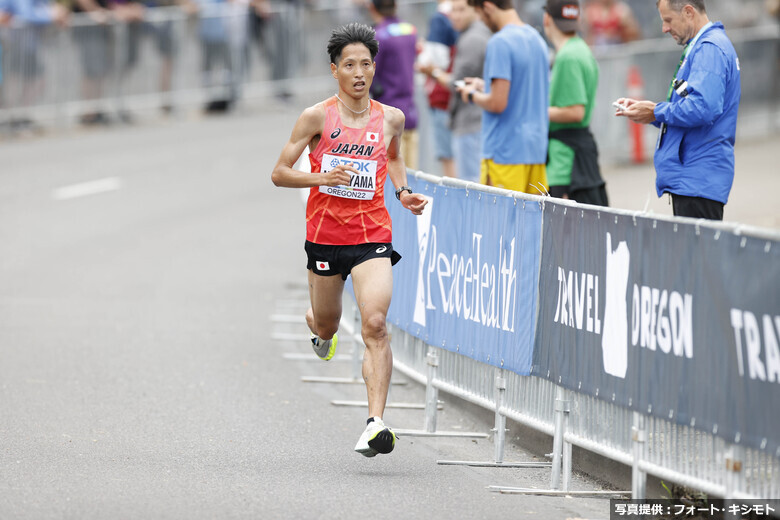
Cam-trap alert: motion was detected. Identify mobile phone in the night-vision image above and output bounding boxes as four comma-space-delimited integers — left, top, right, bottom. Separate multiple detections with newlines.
453, 80, 466, 89
612, 101, 628, 112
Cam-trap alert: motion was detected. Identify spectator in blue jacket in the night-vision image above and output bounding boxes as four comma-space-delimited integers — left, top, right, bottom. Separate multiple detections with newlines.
617, 0, 740, 221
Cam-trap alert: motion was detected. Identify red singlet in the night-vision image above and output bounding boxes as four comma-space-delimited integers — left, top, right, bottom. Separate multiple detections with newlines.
306, 97, 392, 245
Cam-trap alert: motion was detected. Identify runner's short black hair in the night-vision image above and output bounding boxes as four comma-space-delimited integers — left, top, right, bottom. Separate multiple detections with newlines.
327, 23, 379, 65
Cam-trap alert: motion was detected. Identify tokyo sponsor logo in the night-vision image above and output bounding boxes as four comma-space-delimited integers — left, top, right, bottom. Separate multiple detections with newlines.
552, 233, 694, 379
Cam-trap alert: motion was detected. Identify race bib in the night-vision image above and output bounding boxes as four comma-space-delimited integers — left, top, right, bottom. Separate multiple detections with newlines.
319, 154, 377, 201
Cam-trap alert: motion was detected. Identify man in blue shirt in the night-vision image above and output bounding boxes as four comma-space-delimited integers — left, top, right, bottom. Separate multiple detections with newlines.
617, 0, 740, 221
456, 0, 549, 194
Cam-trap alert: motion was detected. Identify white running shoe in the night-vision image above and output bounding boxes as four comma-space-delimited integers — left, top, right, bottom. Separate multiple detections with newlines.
354, 417, 396, 457
310, 333, 337, 361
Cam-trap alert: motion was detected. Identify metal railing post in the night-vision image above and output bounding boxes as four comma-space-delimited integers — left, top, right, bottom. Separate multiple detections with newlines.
632, 412, 648, 499
563, 413, 572, 491
493, 369, 507, 463
550, 385, 569, 489
724, 444, 745, 498
424, 346, 440, 433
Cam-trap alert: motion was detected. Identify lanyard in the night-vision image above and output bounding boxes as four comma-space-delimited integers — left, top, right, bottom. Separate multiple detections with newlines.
659, 22, 714, 149
666, 22, 713, 101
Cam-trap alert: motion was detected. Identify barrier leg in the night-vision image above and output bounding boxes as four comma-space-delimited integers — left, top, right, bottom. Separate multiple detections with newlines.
424, 346, 440, 433
563, 431, 572, 491
632, 412, 647, 499
493, 369, 507, 463
396, 346, 493, 442
724, 444, 744, 498
550, 385, 567, 489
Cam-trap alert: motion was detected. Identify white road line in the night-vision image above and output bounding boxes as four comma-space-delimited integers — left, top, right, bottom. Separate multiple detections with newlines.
52, 177, 122, 201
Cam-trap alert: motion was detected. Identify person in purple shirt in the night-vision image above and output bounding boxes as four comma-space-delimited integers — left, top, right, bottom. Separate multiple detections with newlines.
368, 0, 419, 169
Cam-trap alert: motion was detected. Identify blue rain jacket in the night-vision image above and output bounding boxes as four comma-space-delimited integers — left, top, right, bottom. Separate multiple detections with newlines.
652, 22, 741, 205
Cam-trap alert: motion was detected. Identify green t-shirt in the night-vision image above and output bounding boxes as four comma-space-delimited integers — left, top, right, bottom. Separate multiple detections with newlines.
547, 36, 599, 187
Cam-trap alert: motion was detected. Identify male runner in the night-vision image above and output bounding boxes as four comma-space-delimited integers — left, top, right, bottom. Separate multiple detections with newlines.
271, 23, 428, 457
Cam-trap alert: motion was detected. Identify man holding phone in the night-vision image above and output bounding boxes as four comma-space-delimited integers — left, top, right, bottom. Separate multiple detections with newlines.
455, 0, 550, 194
616, 0, 740, 220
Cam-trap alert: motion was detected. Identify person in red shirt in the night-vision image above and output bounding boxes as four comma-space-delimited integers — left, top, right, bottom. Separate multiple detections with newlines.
271, 22, 427, 458
583, 0, 640, 48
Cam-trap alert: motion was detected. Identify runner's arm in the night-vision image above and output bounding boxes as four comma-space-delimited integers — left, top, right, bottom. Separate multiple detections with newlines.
271, 105, 354, 188
385, 107, 427, 216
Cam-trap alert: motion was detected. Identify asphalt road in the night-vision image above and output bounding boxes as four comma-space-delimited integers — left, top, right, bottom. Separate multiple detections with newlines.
0, 109, 620, 520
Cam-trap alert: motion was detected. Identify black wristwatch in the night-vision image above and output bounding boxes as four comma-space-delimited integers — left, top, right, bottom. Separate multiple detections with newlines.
395, 186, 413, 200
467, 90, 475, 103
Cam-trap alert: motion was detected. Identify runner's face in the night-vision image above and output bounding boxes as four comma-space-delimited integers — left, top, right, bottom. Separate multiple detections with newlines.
332, 43, 375, 97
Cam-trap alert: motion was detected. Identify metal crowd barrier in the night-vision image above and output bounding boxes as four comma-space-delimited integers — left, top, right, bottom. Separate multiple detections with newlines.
337, 171, 780, 500
1, 3, 778, 165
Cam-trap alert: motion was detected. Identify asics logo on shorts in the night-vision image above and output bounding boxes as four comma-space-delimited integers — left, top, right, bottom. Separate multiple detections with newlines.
375, 246, 387, 254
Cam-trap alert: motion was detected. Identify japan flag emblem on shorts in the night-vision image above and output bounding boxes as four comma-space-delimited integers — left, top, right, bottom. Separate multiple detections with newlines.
316, 261, 330, 271
367, 132, 379, 143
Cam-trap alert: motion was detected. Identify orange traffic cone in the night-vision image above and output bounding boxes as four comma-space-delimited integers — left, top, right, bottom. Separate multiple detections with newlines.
627, 66, 645, 163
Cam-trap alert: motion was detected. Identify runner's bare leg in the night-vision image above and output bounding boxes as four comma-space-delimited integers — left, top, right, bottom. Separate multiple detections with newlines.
305, 270, 344, 341
350, 258, 393, 419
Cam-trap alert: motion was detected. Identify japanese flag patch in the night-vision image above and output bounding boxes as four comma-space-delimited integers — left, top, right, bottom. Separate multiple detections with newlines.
315, 261, 330, 271
367, 132, 379, 143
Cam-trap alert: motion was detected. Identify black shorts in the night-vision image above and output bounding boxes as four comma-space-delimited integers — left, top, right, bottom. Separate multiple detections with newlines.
305, 241, 402, 280
671, 194, 724, 221
549, 184, 609, 207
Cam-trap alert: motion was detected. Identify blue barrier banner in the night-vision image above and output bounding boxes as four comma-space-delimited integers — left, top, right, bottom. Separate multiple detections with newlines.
385, 177, 542, 375
533, 203, 780, 455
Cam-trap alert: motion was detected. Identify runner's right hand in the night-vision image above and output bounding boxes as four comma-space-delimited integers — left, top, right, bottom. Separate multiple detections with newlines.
320, 164, 355, 187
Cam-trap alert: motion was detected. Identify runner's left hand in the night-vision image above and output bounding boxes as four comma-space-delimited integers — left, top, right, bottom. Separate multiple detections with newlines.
400, 192, 428, 215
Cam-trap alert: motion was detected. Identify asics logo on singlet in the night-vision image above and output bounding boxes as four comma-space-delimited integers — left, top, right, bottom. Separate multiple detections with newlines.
330, 143, 375, 157
330, 128, 341, 139
375, 246, 387, 254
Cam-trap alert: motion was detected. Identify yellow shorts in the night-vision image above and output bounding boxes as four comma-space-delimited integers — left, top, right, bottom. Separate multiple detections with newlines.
401, 129, 419, 171
480, 160, 548, 195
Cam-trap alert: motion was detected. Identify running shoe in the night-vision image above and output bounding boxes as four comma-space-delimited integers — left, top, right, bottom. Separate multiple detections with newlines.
354, 417, 396, 457
310, 332, 338, 361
